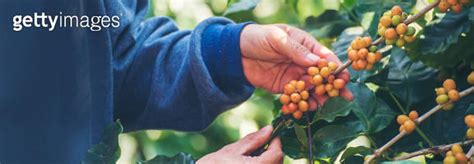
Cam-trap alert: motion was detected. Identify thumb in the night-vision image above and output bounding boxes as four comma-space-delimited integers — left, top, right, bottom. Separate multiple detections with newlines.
234, 125, 273, 155
274, 35, 320, 67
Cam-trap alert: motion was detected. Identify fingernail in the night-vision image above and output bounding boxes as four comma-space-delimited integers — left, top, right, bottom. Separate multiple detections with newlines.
306, 53, 319, 62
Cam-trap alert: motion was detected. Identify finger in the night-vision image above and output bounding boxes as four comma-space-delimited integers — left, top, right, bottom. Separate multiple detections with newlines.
271, 32, 320, 67
341, 88, 354, 101
260, 137, 284, 164
235, 125, 273, 155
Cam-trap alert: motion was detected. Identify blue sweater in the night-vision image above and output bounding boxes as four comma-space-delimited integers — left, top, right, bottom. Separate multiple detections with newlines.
0, 0, 254, 163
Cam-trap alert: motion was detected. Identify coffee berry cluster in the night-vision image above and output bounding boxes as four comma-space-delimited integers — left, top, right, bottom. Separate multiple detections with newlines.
280, 80, 311, 120
396, 111, 418, 133
378, 6, 417, 47
347, 37, 382, 70
308, 59, 347, 97
435, 79, 460, 110
438, 0, 470, 13
465, 115, 474, 139
443, 144, 469, 164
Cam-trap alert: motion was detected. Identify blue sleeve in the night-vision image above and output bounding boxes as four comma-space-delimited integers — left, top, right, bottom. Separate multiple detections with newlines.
107, 1, 255, 132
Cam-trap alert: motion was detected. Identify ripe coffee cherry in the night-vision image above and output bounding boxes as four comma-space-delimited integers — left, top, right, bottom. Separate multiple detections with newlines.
348, 50, 359, 61
385, 39, 396, 45
435, 88, 447, 95
312, 75, 324, 85
317, 59, 328, 68
406, 26, 416, 36
308, 67, 319, 76
363, 37, 372, 45
384, 28, 398, 40
451, 144, 463, 154
451, 3, 462, 13
333, 79, 346, 89
397, 115, 410, 125
356, 60, 368, 69
320, 67, 331, 78
366, 64, 374, 70
403, 120, 416, 133
436, 94, 449, 104
444, 155, 456, 164
396, 23, 407, 34
455, 153, 468, 164
378, 26, 387, 36
355, 38, 368, 49
467, 71, 474, 84
290, 93, 301, 103
466, 128, 474, 139
443, 79, 457, 91
288, 103, 297, 113
409, 111, 418, 121
357, 48, 369, 59
447, 151, 454, 157
293, 111, 303, 119
315, 85, 326, 96
280, 94, 290, 105
328, 62, 338, 71
367, 53, 377, 64
375, 52, 383, 61
296, 80, 306, 91
284, 84, 295, 95
289, 80, 297, 86
298, 101, 309, 112
438, 1, 450, 13
327, 75, 336, 83
465, 115, 474, 128
300, 90, 309, 100
328, 89, 340, 97
282, 105, 290, 115
325, 84, 334, 92
448, 90, 460, 102
391, 6, 403, 16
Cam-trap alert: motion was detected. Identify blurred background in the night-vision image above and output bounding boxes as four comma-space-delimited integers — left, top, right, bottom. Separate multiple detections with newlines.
117, 0, 353, 163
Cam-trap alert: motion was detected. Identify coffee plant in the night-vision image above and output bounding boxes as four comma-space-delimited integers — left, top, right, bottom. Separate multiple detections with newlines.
86, 0, 474, 163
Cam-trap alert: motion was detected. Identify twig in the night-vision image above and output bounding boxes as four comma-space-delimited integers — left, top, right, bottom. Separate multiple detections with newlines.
466, 145, 474, 158
250, 118, 289, 156
306, 114, 314, 164
365, 87, 474, 163
394, 140, 474, 160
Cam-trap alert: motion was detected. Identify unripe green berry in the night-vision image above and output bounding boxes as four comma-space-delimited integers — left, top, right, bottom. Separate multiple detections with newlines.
436, 94, 449, 104
369, 45, 378, 52
392, 15, 401, 26
385, 39, 395, 45
396, 38, 406, 47
406, 26, 416, 36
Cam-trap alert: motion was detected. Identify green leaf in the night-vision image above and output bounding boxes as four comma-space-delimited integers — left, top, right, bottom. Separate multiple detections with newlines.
82, 120, 123, 164
223, 0, 261, 16
385, 47, 438, 106
349, 83, 396, 134
313, 125, 359, 158
138, 152, 195, 164
314, 97, 358, 123
294, 124, 309, 148
466, 104, 474, 115
339, 146, 372, 163
405, 6, 474, 69
305, 10, 358, 38
296, 0, 325, 21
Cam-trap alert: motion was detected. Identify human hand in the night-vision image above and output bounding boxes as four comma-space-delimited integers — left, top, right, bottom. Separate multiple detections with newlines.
196, 126, 283, 164
240, 24, 353, 106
